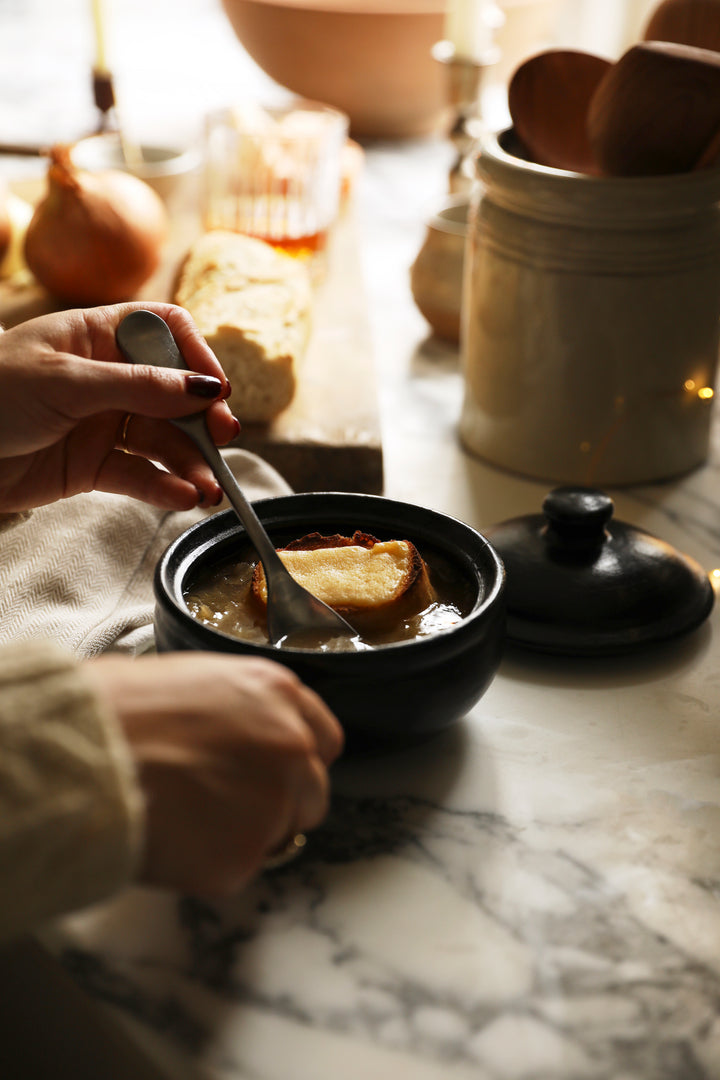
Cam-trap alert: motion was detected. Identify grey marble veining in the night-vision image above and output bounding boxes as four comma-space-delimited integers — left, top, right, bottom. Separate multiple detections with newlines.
56, 636, 720, 1080
57, 762, 720, 1079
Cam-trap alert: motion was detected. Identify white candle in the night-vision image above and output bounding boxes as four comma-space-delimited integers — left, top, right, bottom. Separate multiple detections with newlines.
444, 0, 494, 60
90, 0, 109, 72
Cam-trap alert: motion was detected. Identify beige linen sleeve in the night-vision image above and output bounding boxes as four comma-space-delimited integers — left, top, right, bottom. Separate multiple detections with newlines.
0, 640, 145, 944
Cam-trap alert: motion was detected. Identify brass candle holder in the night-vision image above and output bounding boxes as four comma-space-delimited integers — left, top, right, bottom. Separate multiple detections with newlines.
432, 39, 500, 193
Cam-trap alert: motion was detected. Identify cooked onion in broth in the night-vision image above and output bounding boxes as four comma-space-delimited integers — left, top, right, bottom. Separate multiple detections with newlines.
184, 541, 475, 650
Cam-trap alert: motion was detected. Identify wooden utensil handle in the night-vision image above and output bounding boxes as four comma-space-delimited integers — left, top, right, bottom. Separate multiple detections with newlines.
0, 142, 48, 157
696, 124, 720, 169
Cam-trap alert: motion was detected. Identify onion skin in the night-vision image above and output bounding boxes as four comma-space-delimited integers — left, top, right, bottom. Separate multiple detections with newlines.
24, 145, 168, 305
0, 187, 11, 268
0, 193, 33, 280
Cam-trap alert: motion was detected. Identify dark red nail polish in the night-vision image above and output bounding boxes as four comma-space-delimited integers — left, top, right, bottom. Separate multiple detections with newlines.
186, 374, 223, 399
213, 485, 223, 506
195, 486, 206, 506
231, 416, 241, 438
223, 381, 232, 400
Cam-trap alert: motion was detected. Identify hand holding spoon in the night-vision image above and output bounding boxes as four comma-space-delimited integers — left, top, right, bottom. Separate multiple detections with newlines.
116, 309, 360, 650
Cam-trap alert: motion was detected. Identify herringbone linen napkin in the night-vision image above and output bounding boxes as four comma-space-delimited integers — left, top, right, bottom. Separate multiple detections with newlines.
0, 449, 291, 658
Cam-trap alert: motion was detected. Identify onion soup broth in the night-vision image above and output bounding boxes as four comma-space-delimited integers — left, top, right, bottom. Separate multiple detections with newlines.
184, 539, 476, 649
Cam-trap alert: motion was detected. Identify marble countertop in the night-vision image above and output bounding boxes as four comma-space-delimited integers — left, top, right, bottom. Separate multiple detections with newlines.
3, 2, 720, 1077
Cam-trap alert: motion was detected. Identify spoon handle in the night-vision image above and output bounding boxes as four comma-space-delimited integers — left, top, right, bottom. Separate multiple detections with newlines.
115, 309, 285, 574
116, 309, 359, 647
177, 414, 288, 575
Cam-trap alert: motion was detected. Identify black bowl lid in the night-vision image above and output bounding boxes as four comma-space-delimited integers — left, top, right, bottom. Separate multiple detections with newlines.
484, 487, 715, 656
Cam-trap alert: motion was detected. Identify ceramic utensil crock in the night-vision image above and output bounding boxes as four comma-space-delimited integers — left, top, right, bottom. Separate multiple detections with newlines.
459, 129, 720, 485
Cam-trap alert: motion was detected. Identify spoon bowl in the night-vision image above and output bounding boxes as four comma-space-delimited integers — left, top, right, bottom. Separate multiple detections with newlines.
643, 0, 720, 53
116, 310, 359, 649
508, 48, 611, 173
587, 40, 720, 176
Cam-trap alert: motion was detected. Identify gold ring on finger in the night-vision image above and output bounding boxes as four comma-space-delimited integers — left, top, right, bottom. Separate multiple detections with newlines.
263, 832, 307, 871
119, 412, 134, 454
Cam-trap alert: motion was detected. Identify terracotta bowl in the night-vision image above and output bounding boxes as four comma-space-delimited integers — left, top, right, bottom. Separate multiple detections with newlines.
219, 0, 448, 138
154, 492, 506, 749
220, 0, 567, 138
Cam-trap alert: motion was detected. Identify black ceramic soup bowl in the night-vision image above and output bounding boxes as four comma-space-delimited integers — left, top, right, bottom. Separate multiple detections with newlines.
154, 493, 505, 749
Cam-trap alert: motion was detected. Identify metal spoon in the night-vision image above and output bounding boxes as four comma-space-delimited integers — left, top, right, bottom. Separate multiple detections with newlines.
116, 309, 359, 649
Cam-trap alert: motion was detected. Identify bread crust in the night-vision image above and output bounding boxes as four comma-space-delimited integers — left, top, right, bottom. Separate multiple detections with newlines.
173, 230, 312, 423
251, 531, 435, 631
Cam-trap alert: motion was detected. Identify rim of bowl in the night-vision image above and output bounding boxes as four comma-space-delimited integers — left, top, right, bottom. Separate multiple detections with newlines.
429, 194, 470, 235
155, 492, 505, 659
228, 1, 444, 13
71, 136, 201, 178
487, 127, 720, 194
206, 98, 349, 141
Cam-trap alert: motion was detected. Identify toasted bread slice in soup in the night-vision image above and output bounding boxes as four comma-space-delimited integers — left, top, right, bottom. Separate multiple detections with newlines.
251, 532, 436, 631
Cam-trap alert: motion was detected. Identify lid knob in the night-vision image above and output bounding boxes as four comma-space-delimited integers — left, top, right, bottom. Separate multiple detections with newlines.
542, 487, 614, 553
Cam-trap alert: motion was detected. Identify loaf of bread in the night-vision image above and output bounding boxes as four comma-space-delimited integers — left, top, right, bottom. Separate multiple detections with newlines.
252, 531, 435, 630
173, 229, 312, 422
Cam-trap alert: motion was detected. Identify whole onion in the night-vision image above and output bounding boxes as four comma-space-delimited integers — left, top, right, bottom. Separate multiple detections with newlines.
0, 186, 11, 268
24, 144, 168, 305
0, 192, 33, 279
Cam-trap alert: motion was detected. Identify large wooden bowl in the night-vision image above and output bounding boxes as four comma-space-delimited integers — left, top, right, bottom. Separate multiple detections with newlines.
220, 0, 447, 138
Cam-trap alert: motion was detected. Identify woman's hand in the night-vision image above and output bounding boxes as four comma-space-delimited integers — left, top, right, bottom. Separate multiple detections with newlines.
87, 652, 344, 897
0, 302, 239, 513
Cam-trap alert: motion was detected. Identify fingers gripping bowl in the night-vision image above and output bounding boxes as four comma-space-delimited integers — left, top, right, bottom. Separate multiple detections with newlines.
154, 493, 506, 748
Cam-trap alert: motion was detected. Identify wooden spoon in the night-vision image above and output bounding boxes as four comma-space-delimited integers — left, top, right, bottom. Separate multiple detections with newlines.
696, 124, 720, 168
508, 49, 612, 173
587, 41, 720, 176
643, 0, 720, 53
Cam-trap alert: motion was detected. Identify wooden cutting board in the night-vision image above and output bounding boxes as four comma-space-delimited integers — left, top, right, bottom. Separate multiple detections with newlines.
0, 175, 384, 495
